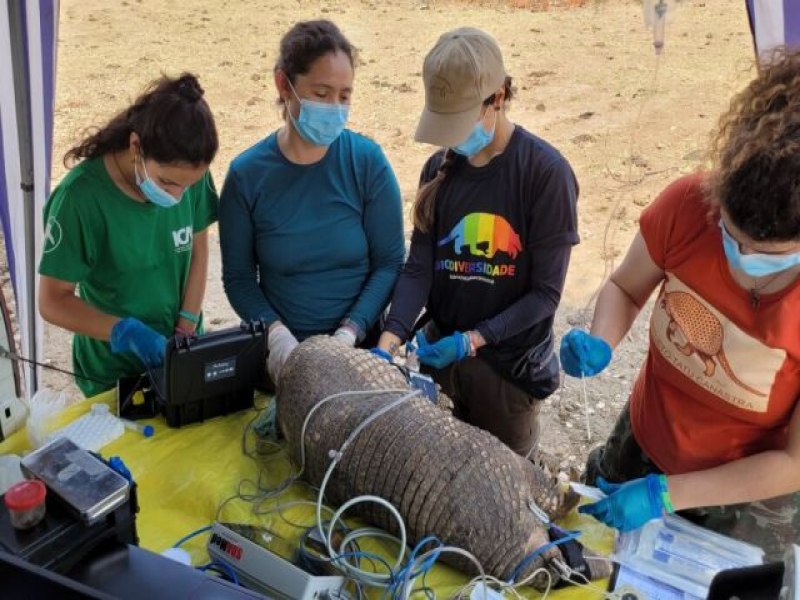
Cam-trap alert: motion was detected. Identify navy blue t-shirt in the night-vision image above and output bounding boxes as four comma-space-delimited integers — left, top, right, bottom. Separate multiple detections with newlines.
384, 125, 579, 379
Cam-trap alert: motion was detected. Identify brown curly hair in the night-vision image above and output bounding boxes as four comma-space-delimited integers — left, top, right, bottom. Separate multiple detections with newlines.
705, 48, 800, 242
64, 73, 218, 169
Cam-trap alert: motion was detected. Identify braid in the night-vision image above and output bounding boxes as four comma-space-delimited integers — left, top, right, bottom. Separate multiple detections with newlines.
413, 149, 457, 232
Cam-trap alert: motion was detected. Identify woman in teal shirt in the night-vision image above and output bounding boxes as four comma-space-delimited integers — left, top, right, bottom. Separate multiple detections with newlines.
219, 20, 405, 386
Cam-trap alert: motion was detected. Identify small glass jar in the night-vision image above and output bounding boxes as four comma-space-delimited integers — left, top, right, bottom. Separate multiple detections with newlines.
4, 479, 46, 530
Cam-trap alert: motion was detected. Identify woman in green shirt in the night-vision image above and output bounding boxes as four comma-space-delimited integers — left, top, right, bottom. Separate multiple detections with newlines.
38, 73, 219, 397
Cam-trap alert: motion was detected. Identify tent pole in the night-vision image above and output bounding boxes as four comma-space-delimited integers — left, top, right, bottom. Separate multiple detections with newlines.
7, 0, 39, 395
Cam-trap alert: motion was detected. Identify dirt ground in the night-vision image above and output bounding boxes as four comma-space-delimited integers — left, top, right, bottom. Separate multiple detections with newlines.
35, 0, 756, 469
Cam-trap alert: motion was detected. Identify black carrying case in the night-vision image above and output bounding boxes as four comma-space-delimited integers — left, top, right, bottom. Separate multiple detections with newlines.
149, 321, 267, 428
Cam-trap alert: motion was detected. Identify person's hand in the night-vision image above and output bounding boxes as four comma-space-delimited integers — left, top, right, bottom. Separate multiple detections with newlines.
578, 475, 674, 532
559, 329, 612, 377
332, 325, 357, 347
414, 331, 471, 369
268, 323, 299, 385
110, 318, 166, 368
370, 347, 392, 362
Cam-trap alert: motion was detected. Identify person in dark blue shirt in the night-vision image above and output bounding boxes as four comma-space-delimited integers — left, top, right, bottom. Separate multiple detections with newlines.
378, 28, 579, 457
219, 20, 405, 386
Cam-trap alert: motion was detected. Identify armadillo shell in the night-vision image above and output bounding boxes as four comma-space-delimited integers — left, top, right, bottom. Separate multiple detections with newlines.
276, 336, 582, 586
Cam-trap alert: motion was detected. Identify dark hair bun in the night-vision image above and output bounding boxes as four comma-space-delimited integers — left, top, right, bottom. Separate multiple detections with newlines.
176, 73, 204, 102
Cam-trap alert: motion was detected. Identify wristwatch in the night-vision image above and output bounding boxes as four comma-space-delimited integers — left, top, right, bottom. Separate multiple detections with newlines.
467, 331, 479, 357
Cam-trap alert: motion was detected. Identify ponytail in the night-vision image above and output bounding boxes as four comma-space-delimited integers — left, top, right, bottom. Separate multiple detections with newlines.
412, 149, 457, 232
64, 72, 218, 168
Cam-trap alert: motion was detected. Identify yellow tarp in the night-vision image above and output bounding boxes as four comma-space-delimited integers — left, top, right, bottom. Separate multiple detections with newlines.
0, 393, 613, 599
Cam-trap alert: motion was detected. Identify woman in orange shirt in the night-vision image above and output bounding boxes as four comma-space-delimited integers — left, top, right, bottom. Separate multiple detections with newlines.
561, 50, 800, 555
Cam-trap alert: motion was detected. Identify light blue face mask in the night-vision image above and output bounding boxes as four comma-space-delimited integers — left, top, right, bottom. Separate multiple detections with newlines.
287, 80, 349, 147
719, 220, 800, 277
452, 109, 496, 157
135, 158, 182, 208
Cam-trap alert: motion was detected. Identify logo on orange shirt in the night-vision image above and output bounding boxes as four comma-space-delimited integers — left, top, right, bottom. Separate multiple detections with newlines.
651, 275, 784, 412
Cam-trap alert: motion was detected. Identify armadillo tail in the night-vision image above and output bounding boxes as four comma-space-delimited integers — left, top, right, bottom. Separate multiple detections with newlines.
717, 351, 767, 398
526, 459, 580, 521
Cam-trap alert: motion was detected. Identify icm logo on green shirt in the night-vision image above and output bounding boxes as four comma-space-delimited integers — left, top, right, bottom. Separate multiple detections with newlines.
172, 226, 193, 253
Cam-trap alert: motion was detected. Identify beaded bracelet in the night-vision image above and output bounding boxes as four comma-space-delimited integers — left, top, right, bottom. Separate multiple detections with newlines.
179, 309, 200, 325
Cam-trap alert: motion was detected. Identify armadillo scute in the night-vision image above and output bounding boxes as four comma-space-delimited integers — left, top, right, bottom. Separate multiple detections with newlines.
276, 336, 609, 587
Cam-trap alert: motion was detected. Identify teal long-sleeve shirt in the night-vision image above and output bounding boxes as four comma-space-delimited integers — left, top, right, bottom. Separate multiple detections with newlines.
219, 130, 405, 340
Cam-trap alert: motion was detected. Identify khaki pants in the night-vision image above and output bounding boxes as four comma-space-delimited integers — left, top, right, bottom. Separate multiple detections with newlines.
423, 356, 543, 457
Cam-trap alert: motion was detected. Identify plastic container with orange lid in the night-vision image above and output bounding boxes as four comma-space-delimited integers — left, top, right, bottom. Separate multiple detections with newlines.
4, 479, 46, 529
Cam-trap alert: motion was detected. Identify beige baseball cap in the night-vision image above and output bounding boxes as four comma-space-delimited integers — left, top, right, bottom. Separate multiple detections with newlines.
415, 27, 506, 147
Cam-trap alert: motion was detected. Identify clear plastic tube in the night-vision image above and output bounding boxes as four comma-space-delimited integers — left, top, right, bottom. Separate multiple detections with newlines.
653, 1, 668, 55
120, 418, 154, 438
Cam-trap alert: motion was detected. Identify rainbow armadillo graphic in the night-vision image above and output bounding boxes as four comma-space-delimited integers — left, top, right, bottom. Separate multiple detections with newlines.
437, 212, 523, 259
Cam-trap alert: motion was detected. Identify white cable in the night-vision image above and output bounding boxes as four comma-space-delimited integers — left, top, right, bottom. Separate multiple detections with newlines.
413, 547, 488, 600
510, 566, 553, 592
314, 391, 419, 549
299, 389, 413, 477
580, 374, 592, 441
294, 388, 420, 589
257, 499, 336, 530
391, 541, 450, 600
551, 558, 631, 600
328, 495, 408, 585
223, 389, 416, 520
270, 385, 573, 598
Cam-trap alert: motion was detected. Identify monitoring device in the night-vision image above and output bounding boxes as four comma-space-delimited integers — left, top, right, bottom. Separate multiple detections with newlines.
143, 321, 267, 428
207, 522, 350, 600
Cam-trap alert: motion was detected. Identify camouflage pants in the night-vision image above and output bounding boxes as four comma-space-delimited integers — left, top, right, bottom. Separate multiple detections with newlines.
585, 403, 800, 561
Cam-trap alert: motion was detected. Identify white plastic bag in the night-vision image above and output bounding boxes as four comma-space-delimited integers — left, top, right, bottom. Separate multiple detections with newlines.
613, 514, 764, 598
27, 388, 70, 448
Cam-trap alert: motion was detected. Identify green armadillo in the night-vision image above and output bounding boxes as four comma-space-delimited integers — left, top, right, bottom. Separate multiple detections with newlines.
276, 336, 609, 588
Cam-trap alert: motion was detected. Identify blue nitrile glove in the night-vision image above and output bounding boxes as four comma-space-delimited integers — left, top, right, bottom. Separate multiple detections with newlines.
559, 329, 612, 377
110, 317, 167, 369
578, 475, 674, 532
370, 347, 392, 362
414, 330, 471, 370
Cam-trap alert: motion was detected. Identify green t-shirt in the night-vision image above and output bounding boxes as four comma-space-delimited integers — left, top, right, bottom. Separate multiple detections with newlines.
38, 157, 218, 397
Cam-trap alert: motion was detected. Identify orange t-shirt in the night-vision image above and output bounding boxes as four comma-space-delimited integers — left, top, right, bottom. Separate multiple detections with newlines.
630, 172, 800, 474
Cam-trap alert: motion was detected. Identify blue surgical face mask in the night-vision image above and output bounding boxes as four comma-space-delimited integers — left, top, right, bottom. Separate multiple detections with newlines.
719, 220, 800, 277
452, 109, 496, 157
135, 157, 182, 208
287, 80, 349, 147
